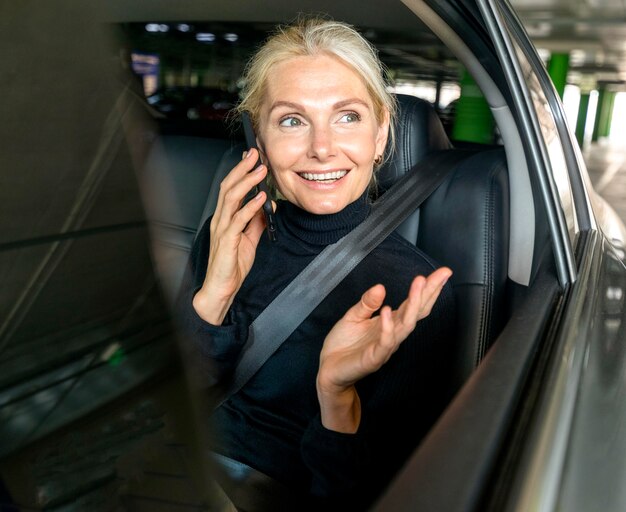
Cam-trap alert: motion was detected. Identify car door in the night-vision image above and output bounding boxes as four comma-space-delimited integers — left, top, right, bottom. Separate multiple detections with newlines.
375, 0, 581, 509
474, 3, 626, 512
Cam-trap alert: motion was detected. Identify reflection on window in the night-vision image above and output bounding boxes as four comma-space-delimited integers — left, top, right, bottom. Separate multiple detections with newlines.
510, 36, 579, 240
131, 53, 160, 96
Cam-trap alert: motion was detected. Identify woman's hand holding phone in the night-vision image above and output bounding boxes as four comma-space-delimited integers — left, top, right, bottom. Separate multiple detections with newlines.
192, 148, 272, 326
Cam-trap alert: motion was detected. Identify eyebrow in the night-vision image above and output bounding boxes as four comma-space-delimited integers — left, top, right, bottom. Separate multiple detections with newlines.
268, 98, 370, 112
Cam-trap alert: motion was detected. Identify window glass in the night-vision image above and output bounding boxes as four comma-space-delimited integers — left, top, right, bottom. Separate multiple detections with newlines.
504, 26, 579, 241
119, 21, 462, 111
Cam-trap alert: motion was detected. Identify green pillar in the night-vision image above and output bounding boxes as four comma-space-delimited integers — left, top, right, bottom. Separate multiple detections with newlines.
592, 88, 608, 141
452, 69, 494, 144
547, 52, 570, 99
603, 91, 616, 137
575, 92, 590, 147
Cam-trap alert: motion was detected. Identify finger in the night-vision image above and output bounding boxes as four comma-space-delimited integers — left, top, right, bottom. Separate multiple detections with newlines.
224, 190, 267, 237
418, 267, 452, 312
344, 284, 386, 322
220, 148, 259, 188
220, 164, 267, 215
212, 149, 260, 224
396, 268, 451, 332
370, 306, 401, 367
242, 205, 267, 248
405, 268, 451, 313
378, 305, 396, 350
215, 165, 268, 232
396, 275, 425, 327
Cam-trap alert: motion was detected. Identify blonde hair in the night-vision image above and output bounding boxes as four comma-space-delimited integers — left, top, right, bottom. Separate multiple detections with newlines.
236, 17, 396, 167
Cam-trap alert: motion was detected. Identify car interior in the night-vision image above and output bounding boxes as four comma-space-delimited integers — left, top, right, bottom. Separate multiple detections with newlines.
1, 1, 569, 510
132, 3, 566, 509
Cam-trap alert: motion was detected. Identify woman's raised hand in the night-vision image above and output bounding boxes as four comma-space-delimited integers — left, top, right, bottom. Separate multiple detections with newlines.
193, 149, 272, 325
316, 267, 452, 433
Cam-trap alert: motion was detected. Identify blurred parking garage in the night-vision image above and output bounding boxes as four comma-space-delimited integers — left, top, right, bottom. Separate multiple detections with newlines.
510, 0, 626, 222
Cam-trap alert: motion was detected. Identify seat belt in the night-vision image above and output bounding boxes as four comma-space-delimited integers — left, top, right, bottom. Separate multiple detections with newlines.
215, 150, 467, 409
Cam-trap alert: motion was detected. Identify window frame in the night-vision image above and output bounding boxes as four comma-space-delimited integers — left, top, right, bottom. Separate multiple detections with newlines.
476, 0, 577, 287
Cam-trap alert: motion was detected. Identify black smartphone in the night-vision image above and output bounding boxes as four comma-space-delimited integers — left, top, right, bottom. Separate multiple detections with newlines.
242, 112, 277, 242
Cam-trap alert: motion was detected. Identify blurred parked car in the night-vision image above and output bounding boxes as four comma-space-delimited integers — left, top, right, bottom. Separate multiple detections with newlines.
146, 86, 239, 121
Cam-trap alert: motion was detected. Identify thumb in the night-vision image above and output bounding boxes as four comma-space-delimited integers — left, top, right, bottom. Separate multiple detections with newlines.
344, 284, 386, 322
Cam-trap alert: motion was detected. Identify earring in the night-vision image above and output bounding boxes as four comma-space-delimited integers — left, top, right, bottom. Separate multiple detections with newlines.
374, 154, 383, 166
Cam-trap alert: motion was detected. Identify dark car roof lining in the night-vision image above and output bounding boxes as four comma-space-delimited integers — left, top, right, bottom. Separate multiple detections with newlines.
99, 0, 424, 31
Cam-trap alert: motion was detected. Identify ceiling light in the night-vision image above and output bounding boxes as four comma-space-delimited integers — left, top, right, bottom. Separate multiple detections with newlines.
145, 23, 170, 33
570, 50, 587, 67
196, 32, 216, 42
224, 33, 239, 42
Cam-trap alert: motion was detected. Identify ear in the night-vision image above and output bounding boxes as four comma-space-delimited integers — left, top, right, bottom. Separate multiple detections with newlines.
256, 135, 269, 166
375, 108, 391, 157
254, 112, 272, 169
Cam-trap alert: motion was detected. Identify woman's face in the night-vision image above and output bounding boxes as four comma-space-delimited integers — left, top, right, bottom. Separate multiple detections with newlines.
257, 54, 389, 215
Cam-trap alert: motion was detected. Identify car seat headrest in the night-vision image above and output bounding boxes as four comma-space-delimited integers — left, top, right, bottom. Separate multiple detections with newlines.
377, 94, 452, 193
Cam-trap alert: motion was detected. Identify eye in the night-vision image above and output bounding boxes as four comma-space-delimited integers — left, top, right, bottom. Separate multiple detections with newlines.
339, 112, 361, 123
279, 116, 303, 127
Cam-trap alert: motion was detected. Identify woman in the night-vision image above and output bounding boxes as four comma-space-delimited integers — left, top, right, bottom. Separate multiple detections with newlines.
179, 17, 456, 510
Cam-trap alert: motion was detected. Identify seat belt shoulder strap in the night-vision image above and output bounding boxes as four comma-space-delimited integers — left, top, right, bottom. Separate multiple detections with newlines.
215, 150, 467, 408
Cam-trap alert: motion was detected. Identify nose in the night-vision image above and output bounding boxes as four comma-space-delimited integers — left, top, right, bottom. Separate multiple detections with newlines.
307, 123, 336, 161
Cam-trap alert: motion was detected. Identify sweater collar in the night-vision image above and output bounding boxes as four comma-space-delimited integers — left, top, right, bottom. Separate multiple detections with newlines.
277, 191, 371, 246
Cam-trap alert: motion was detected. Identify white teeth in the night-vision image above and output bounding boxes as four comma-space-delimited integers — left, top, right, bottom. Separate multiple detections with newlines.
301, 170, 348, 181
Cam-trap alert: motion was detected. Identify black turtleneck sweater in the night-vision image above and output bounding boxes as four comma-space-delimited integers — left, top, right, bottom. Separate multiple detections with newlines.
178, 192, 456, 509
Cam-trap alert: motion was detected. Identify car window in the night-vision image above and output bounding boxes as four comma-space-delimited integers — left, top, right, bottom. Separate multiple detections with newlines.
119, 21, 467, 126
500, 20, 579, 243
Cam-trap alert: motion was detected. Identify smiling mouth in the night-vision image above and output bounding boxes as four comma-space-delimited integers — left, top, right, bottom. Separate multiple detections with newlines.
299, 170, 348, 183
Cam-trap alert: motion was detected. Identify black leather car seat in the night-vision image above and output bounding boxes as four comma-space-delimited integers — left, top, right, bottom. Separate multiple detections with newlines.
378, 94, 510, 388
143, 134, 236, 306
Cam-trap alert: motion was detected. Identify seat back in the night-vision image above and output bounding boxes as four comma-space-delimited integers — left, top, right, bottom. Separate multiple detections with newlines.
196, 142, 246, 238
418, 149, 510, 385
142, 133, 241, 305
379, 94, 510, 386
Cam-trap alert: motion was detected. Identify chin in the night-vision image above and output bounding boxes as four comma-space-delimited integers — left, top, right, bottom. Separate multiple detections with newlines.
300, 193, 356, 215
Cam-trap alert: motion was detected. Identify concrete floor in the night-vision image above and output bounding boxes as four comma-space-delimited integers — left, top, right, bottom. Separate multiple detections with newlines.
584, 141, 626, 223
